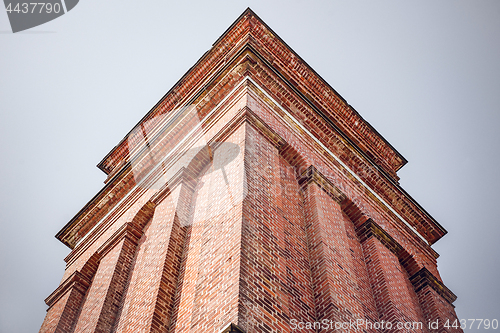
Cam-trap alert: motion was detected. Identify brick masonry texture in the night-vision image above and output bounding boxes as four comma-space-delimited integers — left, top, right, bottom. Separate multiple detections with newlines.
40, 8, 461, 333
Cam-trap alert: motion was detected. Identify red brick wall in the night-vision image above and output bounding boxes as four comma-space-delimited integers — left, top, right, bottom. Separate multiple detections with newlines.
303, 182, 380, 330
168, 125, 246, 332
113, 187, 187, 332
238, 124, 316, 333
41, 99, 462, 333
412, 272, 461, 333
362, 236, 426, 332
39, 277, 88, 333
41, 29, 460, 332
72, 236, 136, 333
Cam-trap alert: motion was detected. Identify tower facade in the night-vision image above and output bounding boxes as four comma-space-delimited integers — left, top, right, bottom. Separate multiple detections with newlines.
40, 9, 461, 333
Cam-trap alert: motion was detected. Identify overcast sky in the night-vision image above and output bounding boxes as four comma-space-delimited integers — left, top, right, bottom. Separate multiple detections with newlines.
1, 1, 499, 332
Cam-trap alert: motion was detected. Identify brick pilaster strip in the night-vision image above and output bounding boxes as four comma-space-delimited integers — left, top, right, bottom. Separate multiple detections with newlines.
72, 236, 138, 333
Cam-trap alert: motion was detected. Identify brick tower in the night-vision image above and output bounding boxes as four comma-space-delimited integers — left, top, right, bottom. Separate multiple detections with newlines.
40, 9, 461, 333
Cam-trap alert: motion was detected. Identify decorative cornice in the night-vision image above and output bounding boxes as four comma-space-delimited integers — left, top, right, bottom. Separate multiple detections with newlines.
97, 8, 405, 180
55, 8, 446, 247
410, 267, 458, 305
57, 66, 446, 250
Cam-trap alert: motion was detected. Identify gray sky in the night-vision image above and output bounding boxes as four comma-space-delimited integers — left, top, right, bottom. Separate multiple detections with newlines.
1, 1, 499, 332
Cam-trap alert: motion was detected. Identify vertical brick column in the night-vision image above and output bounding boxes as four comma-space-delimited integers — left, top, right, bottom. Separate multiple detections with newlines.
301, 168, 378, 329
169, 125, 247, 333
277, 157, 316, 328
113, 180, 193, 332
411, 268, 462, 333
238, 124, 291, 332
71, 225, 141, 333
357, 221, 427, 332
236, 124, 319, 333
342, 215, 381, 328
39, 272, 90, 333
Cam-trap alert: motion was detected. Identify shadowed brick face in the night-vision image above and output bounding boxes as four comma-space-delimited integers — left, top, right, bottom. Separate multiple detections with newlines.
40, 9, 461, 333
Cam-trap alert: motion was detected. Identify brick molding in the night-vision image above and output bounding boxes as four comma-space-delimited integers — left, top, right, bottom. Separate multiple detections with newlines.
411, 267, 458, 305
44, 271, 90, 308
297, 165, 346, 204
